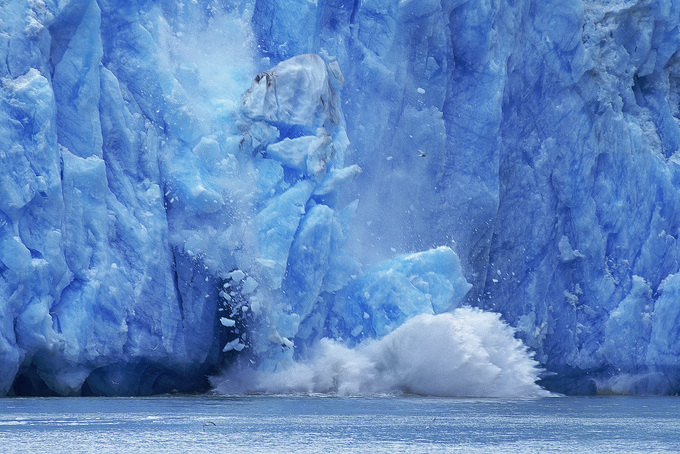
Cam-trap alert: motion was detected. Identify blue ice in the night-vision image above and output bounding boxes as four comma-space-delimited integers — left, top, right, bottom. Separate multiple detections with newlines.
3, 0, 680, 397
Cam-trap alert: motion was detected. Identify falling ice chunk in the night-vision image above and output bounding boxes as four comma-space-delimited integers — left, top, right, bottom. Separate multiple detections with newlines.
417, 87, 426, 94
282, 337, 294, 348
220, 317, 236, 327
223, 339, 246, 352
241, 53, 339, 126
229, 270, 246, 282
242, 277, 259, 294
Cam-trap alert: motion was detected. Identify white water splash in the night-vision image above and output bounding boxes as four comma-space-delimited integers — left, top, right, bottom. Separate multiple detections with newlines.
213, 307, 549, 398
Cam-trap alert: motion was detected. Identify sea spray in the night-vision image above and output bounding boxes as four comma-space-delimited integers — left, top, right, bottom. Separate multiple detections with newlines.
212, 307, 549, 398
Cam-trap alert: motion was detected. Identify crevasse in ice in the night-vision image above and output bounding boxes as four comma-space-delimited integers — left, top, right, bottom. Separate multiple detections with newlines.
2, 0, 680, 396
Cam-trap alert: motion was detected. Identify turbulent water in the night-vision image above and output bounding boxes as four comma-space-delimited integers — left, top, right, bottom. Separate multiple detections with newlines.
212, 308, 548, 397
1, 396, 680, 453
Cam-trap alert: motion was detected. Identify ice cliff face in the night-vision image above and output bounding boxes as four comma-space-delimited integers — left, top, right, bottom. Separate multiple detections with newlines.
2, 0, 680, 396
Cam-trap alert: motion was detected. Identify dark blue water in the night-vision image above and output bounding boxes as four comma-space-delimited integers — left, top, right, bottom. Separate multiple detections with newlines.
1, 395, 678, 453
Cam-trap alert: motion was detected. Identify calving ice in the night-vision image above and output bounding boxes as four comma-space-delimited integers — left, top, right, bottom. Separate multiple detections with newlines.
2, 0, 680, 397
214, 308, 548, 398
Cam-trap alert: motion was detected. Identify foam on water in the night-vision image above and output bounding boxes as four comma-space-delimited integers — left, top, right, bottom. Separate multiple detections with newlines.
212, 307, 549, 398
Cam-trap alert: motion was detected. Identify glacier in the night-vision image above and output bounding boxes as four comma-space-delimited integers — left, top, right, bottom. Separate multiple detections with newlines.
2, 0, 680, 396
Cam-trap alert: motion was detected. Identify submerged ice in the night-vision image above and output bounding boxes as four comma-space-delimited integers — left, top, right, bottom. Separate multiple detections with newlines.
3, 0, 680, 396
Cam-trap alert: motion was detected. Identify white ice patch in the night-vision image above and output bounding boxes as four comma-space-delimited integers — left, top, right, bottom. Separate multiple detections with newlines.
241, 53, 340, 126
220, 317, 236, 327
223, 339, 246, 352
212, 307, 549, 398
228, 270, 246, 283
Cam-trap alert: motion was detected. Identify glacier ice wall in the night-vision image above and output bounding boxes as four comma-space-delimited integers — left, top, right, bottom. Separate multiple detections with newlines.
3, 0, 680, 396
249, 0, 680, 394
0, 0, 260, 396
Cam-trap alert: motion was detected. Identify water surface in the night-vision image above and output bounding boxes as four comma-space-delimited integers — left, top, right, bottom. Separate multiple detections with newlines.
1, 395, 678, 453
